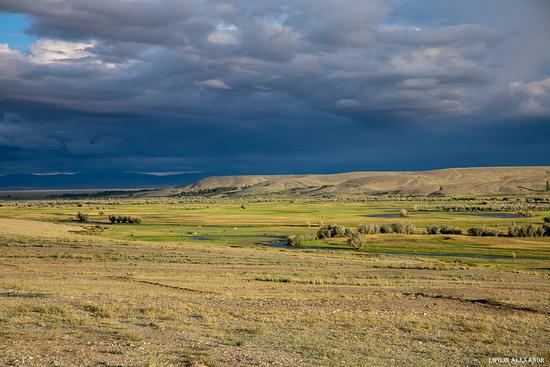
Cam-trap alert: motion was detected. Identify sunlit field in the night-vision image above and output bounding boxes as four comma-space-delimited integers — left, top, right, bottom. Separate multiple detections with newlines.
0, 196, 549, 366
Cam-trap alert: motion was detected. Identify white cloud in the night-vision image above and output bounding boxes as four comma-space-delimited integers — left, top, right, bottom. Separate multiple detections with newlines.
196, 78, 232, 90
30, 39, 95, 64
31, 172, 76, 176
0, 43, 22, 57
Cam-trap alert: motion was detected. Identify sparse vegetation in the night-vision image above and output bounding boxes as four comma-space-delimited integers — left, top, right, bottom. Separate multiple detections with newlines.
176, 186, 238, 197
75, 212, 89, 222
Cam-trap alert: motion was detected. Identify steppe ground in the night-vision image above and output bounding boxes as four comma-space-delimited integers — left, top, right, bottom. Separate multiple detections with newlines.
0, 198, 549, 366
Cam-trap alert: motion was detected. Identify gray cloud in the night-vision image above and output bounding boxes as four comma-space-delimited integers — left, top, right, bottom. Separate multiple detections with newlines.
0, 0, 548, 175
1, 0, 548, 121
0, 113, 62, 150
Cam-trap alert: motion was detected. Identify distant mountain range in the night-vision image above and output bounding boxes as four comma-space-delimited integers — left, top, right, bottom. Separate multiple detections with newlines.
157, 167, 550, 197
0, 171, 210, 190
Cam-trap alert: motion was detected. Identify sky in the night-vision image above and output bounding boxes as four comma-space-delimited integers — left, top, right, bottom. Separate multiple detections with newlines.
0, 0, 549, 183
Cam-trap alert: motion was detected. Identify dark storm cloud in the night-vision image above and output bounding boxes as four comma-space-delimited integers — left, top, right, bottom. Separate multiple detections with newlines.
0, 0, 548, 176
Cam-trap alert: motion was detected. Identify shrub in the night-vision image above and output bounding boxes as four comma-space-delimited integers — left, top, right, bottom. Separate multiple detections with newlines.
287, 234, 305, 247
75, 212, 89, 222
391, 222, 415, 234
439, 225, 463, 235
426, 226, 439, 235
357, 224, 380, 234
128, 216, 142, 224
379, 224, 394, 234
543, 223, 550, 236
356, 223, 367, 234
543, 217, 550, 223
480, 227, 498, 236
508, 224, 543, 237
347, 232, 367, 249
468, 227, 483, 236
317, 224, 347, 239
518, 210, 534, 218
344, 227, 355, 237
399, 209, 408, 217
109, 215, 142, 224
468, 227, 498, 236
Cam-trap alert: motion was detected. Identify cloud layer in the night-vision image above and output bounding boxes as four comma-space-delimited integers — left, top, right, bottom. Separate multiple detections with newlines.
0, 0, 549, 175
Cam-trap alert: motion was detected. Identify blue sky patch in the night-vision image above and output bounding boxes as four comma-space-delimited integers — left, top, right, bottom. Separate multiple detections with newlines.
0, 13, 36, 52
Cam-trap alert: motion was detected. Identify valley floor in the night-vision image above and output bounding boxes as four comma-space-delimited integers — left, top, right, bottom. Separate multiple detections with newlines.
0, 218, 549, 366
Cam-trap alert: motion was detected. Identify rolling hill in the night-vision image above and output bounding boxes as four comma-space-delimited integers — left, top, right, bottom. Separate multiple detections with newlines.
158, 167, 550, 197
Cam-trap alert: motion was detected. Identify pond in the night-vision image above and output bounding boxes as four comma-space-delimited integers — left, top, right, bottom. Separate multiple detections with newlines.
366, 213, 402, 218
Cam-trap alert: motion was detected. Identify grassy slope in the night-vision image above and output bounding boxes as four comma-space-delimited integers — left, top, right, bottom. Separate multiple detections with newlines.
163, 166, 550, 196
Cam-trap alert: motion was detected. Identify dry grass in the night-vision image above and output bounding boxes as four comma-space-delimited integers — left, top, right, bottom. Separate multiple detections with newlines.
0, 219, 548, 367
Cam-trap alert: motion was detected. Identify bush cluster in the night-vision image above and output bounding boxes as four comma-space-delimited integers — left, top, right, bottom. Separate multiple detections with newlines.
357, 223, 415, 234
108, 215, 143, 224
317, 224, 347, 239
286, 232, 317, 247
399, 209, 409, 217
508, 224, 544, 237
287, 234, 304, 247
75, 212, 89, 222
357, 224, 380, 234
439, 225, 463, 235
426, 226, 439, 235
467, 227, 499, 237
414, 203, 550, 212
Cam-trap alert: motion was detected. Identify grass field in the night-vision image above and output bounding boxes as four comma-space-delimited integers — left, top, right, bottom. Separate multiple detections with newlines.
0, 197, 549, 366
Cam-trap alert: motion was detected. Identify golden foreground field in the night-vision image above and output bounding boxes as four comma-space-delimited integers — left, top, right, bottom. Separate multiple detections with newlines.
0, 207, 549, 366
